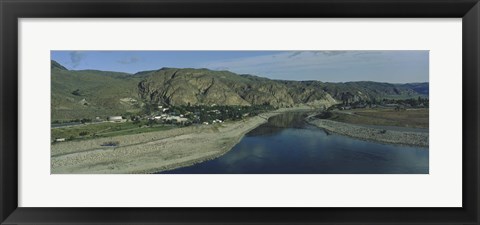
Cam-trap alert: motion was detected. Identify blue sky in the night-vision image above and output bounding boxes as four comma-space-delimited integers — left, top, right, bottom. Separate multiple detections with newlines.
51, 50, 428, 83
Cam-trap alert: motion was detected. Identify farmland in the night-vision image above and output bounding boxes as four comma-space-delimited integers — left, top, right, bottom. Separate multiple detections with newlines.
319, 108, 429, 129
51, 121, 174, 142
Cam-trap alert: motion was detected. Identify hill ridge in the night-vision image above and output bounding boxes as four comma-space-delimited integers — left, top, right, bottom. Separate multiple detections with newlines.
51, 61, 428, 120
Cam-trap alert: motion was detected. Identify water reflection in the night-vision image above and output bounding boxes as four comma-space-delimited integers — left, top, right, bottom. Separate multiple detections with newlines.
247, 112, 305, 136
162, 112, 429, 174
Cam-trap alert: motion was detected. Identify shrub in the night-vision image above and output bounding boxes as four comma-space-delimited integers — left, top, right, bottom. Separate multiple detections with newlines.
101, 141, 120, 147
71, 89, 81, 96
80, 118, 92, 124
316, 111, 333, 119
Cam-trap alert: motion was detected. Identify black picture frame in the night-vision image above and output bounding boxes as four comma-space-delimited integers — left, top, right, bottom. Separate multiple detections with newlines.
1, 0, 479, 224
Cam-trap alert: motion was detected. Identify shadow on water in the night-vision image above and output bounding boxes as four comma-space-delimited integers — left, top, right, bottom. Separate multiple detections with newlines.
161, 112, 429, 174
247, 112, 306, 137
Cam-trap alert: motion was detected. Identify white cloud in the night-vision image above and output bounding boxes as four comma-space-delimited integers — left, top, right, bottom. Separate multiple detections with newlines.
69, 51, 85, 68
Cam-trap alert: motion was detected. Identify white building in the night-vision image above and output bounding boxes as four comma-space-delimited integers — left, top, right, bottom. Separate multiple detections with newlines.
213, 119, 223, 123
176, 118, 188, 123
108, 116, 125, 123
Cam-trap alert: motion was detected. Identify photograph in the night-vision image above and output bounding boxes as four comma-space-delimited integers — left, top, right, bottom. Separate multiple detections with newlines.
50, 50, 429, 174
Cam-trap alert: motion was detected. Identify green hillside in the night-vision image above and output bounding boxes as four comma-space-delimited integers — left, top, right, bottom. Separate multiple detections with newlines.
51, 62, 144, 121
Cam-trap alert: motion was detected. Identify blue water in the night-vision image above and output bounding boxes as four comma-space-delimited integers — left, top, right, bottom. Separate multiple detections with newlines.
162, 112, 429, 174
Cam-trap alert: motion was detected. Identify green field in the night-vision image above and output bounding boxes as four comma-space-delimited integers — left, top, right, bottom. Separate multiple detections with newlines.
323, 108, 429, 129
51, 121, 174, 142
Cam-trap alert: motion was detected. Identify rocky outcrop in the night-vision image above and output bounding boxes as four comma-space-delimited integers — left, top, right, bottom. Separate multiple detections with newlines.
138, 68, 251, 106
137, 68, 339, 107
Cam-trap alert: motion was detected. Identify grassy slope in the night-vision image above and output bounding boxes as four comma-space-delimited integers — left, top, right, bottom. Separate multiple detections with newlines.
51, 67, 144, 121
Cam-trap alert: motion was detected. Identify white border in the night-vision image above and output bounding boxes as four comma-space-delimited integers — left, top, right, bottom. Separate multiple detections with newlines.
19, 19, 462, 207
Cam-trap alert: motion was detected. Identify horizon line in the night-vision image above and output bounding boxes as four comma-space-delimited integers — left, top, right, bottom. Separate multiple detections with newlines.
52, 60, 428, 84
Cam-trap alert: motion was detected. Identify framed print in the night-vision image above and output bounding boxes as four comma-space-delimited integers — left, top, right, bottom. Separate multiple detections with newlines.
1, 0, 479, 224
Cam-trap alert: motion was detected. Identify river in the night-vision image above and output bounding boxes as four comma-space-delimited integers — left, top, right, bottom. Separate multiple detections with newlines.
162, 112, 429, 174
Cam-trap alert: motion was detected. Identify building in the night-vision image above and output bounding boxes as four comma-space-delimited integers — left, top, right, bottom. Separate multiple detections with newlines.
176, 118, 188, 123
108, 116, 125, 123
384, 103, 399, 108
165, 116, 188, 123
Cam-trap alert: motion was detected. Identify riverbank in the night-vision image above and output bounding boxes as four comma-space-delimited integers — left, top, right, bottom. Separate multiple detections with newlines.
307, 119, 429, 147
51, 106, 311, 174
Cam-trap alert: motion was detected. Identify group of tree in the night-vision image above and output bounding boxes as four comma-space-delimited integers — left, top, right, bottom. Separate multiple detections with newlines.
379, 97, 429, 107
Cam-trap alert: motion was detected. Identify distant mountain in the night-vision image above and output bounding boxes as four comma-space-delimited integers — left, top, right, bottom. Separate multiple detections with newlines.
400, 83, 429, 95
51, 60, 428, 120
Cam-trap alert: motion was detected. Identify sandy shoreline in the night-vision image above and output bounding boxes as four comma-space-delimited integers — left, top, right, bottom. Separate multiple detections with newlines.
307, 119, 429, 147
51, 107, 310, 174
